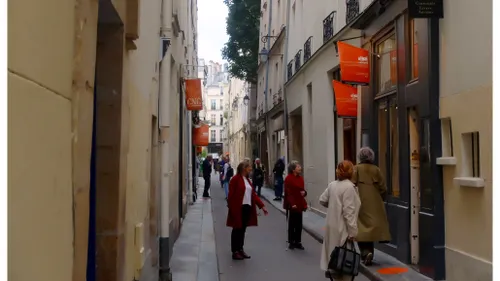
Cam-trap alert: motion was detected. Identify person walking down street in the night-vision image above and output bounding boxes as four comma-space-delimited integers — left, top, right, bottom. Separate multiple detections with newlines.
353, 147, 391, 266
283, 161, 308, 250
219, 156, 226, 187
272, 156, 286, 201
319, 160, 361, 280
226, 161, 269, 260
252, 158, 265, 196
202, 155, 213, 198
222, 156, 234, 200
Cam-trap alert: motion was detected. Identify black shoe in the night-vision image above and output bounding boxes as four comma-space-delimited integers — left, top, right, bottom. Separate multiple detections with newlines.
363, 252, 373, 266
273, 197, 282, 201
294, 243, 305, 250
288, 243, 295, 250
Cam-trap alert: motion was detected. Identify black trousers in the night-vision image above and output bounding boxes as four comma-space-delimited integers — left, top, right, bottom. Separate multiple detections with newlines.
357, 242, 374, 257
288, 211, 303, 244
203, 175, 211, 197
231, 204, 251, 253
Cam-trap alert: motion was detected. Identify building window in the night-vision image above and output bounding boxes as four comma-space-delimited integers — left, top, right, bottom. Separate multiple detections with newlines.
220, 130, 223, 141
220, 99, 223, 110
220, 87, 224, 95
377, 97, 399, 198
441, 118, 454, 157
220, 114, 223, 125
376, 34, 397, 95
389, 99, 399, 198
211, 114, 216, 125
462, 132, 480, 177
410, 19, 419, 80
210, 130, 216, 142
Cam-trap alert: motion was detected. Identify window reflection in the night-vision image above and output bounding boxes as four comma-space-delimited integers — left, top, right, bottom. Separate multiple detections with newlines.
377, 34, 397, 94
389, 100, 400, 198
410, 19, 419, 79
378, 100, 388, 183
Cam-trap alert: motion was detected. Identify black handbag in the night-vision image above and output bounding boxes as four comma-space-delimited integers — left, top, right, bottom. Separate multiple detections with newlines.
326, 239, 361, 281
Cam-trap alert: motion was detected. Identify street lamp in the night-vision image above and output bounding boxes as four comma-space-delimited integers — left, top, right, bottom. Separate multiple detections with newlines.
243, 95, 250, 106
259, 47, 270, 63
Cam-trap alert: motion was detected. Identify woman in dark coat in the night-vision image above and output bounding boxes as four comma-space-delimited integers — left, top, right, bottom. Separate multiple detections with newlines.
283, 161, 308, 250
252, 158, 265, 196
227, 161, 269, 260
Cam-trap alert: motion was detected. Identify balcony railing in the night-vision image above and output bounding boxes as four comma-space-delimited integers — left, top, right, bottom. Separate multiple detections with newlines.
287, 61, 293, 81
273, 88, 283, 106
304, 37, 313, 63
323, 11, 336, 43
346, 0, 359, 24
294, 50, 302, 73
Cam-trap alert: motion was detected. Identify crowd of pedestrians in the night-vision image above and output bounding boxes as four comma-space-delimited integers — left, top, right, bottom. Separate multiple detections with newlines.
199, 147, 390, 280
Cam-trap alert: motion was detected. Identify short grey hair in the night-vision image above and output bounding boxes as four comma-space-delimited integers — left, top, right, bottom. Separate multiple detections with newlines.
358, 147, 375, 164
287, 160, 300, 174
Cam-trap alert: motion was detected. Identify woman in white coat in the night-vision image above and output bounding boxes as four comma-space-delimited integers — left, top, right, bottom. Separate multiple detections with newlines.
319, 160, 361, 280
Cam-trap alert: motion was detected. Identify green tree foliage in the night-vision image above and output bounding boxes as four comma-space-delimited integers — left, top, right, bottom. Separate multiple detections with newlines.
222, 0, 260, 83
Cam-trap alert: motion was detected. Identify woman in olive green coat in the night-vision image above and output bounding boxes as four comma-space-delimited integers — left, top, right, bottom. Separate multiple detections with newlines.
352, 147, 391, 266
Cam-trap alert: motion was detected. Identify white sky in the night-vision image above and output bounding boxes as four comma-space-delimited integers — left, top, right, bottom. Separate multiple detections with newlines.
198, 0, 228, 63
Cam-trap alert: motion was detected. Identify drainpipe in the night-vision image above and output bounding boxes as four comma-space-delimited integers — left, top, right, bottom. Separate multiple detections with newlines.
264, 0, 273, 172
282, 0, 292, 163
159, 0, 172, 280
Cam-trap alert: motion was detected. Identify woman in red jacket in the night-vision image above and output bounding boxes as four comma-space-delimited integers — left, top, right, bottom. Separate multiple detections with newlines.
283, 160, 308, 250
227, 161, 269, 260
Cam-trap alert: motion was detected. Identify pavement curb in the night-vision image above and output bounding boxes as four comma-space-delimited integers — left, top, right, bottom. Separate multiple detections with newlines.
261, 195, 383, 281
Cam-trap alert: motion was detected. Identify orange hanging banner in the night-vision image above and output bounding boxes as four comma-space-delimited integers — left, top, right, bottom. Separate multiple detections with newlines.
185, 79, 203, 111
193, 124, 209, 146
332, 80, 358, 118
337, 41, 370, 85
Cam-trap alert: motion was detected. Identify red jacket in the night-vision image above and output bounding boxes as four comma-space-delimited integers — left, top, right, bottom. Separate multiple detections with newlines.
226, 174, 265, 228
283, 174, 308, 212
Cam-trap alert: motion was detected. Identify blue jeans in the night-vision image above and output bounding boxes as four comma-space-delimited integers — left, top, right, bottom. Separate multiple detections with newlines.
274, 176, 283, 198
223, 181, 229, 198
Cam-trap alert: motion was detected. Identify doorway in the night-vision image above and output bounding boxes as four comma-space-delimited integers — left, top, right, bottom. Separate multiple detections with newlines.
343, 118, 357, 162
408, 107, 420, 265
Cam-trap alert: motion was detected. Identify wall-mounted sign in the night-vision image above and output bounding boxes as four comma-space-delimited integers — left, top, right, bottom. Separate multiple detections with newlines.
193, 124, 209, 146
337, 41, 370, 85
185, 79, 203, 111
332, 80, 358, 118
408, 0, 443, 18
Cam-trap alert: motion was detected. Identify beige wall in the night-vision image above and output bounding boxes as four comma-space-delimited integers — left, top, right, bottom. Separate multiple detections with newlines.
8, 0, 79, 279
9, 0, 197, 280
439, 0, 492, 279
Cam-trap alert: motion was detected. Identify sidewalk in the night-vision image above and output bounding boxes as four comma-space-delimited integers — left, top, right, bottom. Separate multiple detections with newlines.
260, 187, 433, 281
169, 178, 219, 281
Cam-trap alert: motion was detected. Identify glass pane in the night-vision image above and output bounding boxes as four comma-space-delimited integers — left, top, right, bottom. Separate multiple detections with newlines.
389, 99, 400, 198
378, 100, 388, 182
377, 34, 397, 93
410, 19, 419, 79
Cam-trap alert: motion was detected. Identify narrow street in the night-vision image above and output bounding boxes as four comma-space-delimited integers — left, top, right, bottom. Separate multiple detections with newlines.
208, 175, 369, 281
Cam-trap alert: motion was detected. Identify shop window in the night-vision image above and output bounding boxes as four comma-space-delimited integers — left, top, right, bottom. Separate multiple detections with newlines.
441, 118, 454, 157
410, 19, 419, 80
378, 100, 388, 181
376, 34, 397, 95
461, 132, 480, 177
389, 100, 399, 197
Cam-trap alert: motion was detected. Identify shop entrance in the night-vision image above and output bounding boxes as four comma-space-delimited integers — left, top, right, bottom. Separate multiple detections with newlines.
343, 118, 357, 162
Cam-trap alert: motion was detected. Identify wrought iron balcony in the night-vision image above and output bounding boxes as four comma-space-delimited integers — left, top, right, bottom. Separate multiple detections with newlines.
287, 61, 293, 80
346, 0, 359, 24
294, 50, 302, 73
323, 11, 336, 43
304, 37, 312, 63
